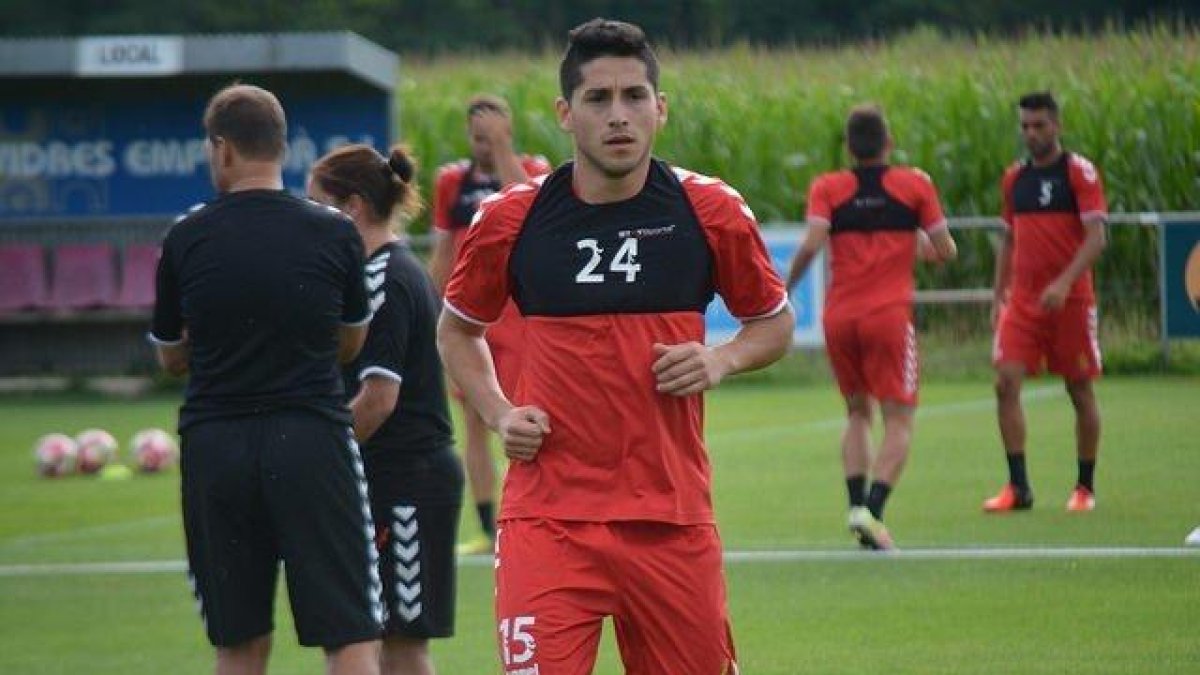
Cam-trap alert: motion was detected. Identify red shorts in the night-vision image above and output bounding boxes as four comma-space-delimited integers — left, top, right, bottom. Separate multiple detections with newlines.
494, 518, 738, 675
823, 305, 918, 406
993, 299, 1102, 380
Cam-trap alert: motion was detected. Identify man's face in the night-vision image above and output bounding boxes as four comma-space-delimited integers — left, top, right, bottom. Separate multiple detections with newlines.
557, 56, 666, 180
1019, 108, 1060, 160
467, 115, 494, 168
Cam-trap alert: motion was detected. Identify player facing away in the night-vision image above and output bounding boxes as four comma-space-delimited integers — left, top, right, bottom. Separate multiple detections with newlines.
785, 105, 957, 551
427, 95, 551, 555
985, 91, 1108, 513
150, 84, 383, 675
308, 144, 464, 675
437, 18, 793, 675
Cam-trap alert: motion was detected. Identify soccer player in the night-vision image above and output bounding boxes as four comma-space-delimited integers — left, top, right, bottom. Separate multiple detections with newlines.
149, 84, 382, 675
309, 144, 464, 675
427, 94, 551, 555
785, 104, 957, 551
985, 91, 1108, 513
437, 18, 793, 674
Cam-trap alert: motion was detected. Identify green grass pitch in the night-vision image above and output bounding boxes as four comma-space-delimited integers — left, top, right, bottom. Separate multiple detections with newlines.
1, 376, 1197, 673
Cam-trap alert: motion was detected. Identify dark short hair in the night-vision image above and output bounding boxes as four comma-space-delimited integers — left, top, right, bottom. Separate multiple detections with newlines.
1018, 91, 1059, 117
203, 84, 287, 161
559, 18, 659, 100
845, 104, 888, 161
311, 144, 422, 223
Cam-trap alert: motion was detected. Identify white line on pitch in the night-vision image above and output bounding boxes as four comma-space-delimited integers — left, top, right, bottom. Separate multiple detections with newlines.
0, 516, 176, 551
2, 545, 1197, 577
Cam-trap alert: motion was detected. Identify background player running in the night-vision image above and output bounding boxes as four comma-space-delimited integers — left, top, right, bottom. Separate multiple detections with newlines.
786, 104, 957, 550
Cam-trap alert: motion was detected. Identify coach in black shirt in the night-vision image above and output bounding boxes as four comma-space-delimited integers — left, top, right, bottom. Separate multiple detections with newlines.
150, 84, 383, 675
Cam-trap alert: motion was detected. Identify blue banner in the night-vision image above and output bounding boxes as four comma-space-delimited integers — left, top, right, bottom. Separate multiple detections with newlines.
0, 95, 389, 218
1160, 221, 1200, 339
705, 229, 824, 347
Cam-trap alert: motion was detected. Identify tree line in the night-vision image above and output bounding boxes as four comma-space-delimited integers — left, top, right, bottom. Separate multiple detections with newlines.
2, 0, 1196, 53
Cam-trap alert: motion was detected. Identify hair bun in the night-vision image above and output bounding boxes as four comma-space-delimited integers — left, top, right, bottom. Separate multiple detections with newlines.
387, 146, 415, 183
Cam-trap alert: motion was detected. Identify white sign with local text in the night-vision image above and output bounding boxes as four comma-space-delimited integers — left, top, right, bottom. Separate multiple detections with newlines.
77, 36, 183, 76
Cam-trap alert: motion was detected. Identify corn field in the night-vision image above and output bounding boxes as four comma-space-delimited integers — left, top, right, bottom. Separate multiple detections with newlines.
396, 25, 1199, 343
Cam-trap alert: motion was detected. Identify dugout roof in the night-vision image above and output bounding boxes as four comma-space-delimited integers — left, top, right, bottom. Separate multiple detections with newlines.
0, 31, 397, 92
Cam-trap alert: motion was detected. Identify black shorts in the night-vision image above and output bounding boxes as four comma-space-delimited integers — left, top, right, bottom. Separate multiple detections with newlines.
371, 449, 464, 639
181, 410, 384, 648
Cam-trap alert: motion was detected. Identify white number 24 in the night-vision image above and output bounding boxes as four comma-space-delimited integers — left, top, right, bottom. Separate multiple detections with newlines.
575, 238, 641, 284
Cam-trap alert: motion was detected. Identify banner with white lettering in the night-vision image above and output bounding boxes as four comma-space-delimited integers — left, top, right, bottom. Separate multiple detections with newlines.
705, 230, 825, 347
0, 95, 388, 218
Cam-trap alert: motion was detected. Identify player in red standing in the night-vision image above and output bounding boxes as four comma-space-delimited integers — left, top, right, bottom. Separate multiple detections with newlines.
985, 91, 1108, 513
786, 104, 957, 550
427, 95, 550, 554
438, 18, 793, 674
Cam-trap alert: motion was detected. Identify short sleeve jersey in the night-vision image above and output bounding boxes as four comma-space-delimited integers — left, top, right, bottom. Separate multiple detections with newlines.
806, 165, 947, 320
433, 155, 553, 236
151, 189, 371, 431
1001, 151, 1107, 303
444, 160, 788, 525
342, 241, 456, 502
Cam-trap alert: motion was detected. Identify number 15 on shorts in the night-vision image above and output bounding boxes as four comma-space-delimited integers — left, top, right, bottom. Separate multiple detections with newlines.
499, 615, 537, 673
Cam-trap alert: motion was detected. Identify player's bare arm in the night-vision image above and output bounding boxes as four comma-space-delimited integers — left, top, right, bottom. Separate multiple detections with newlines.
785, 220, 829, 291
338, 322, 369, 364
653, 304, 794, 397
427, 230, 455, 292
437, 308, 550, 461
992, 229, 1014, 327
349, 375, 400, 443
154, 333, 189, 376
918, 227, 958, 263
1040, 218, 1107, 311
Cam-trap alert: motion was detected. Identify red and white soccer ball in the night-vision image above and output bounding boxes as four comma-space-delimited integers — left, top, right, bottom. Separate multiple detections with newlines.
131, 428, 178, 473
34, 433, 78, 477
75, 428, 118, 474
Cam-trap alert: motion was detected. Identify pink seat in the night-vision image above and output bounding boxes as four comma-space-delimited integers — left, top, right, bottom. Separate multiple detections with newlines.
48, 243, 118, 310
0, 244, 49, 312
114, 243, 160, 308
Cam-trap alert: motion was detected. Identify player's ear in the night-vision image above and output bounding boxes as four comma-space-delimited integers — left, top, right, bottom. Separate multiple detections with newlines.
219, 138, 236, 169
656, 91, 668, 129
345, 194, 366, 222
555, 96, 571, 133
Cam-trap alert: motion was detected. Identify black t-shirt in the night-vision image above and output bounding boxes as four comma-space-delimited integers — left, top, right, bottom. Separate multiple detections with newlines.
151, 189, 371, 430
343, 241, 458, 504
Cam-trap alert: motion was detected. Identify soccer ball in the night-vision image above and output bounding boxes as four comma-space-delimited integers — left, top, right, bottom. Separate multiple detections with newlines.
34, 433, 78, 477
131, 428, 178, 473
75, 428, 118, 474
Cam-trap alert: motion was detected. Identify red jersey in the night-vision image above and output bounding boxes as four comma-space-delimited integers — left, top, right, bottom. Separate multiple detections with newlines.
445, 160, 787, 525
807, 165, 947, 320
433, 155, 553, 236
1001, 151, 1107, 304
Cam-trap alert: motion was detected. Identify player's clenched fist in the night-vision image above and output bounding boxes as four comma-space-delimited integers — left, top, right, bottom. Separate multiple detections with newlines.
652, 342, 728, 397
497, 406, 551, 462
